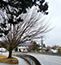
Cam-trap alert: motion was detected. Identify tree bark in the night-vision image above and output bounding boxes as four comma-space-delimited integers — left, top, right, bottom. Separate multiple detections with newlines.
8, 50, 12, 58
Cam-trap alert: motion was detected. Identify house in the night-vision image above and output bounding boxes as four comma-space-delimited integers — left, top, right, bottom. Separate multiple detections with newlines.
0, 47, 7, 52
39, 44, 46, 52
18, 43, 32, 52
51, 45, 59, 53
51, 49, 58, 53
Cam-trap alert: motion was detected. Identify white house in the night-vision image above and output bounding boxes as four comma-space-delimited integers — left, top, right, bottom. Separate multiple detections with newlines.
51, 49, 58, 53
18, 43, 32, 52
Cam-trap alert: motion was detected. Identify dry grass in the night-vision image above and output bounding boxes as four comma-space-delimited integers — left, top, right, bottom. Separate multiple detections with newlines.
0, 55, 18, 64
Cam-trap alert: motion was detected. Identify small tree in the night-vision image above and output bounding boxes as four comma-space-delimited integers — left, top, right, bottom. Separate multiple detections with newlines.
32, 41, 40, 52
57, 47, 61, 53
43, 44, 46, 47
1, 7, 51, 58
45, 46, 51, 52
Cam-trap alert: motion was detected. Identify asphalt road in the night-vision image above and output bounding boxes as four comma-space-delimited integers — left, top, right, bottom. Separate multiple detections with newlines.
26, 53, 61, 65
0, 52, 61, 65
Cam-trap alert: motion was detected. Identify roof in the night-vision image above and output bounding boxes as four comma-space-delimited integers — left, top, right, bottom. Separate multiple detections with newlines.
38, 44, 43, 47
19, 43, 32, 46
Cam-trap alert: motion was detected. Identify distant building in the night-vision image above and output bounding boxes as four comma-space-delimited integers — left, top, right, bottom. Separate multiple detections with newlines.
39, 44, 46, 52
0, 47, 7, 52
18, 43, 32, 52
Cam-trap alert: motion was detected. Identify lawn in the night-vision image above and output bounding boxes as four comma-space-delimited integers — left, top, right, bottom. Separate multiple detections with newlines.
0, 55, 18, 64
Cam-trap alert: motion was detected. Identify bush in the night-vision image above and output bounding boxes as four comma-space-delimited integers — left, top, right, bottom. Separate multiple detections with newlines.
45, 49, 49, 52
57, 47, 61, 53
15, 47, 18, 52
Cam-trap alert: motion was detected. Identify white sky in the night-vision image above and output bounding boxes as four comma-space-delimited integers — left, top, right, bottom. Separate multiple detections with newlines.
0, 0, 61, 47
44, 0, 61, 46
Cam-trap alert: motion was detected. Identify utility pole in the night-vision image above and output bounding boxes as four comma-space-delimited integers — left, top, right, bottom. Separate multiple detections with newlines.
41, 36, 44, 52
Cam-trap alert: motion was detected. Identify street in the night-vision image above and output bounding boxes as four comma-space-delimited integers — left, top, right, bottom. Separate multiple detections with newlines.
3, 52, 61, 65
26, 53, 61, 65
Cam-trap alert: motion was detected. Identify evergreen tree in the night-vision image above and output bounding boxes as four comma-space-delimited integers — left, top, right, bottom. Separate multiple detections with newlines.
32, 41, 40, 52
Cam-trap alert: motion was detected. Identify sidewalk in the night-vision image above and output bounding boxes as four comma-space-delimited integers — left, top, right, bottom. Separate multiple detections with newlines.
0, 52, 29, 65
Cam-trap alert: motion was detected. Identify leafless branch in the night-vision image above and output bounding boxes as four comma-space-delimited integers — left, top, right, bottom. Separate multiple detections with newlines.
1, 7, 51, 51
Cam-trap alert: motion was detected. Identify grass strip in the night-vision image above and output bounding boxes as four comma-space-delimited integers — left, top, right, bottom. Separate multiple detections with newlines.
0, 55, 18, 64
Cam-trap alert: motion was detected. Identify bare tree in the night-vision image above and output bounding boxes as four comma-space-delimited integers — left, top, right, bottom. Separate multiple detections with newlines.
0, 0, 48, 37
1, 7, 51, 58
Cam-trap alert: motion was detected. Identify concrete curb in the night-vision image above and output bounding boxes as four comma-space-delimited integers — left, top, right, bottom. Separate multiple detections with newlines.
13, 54, 41, 65
13, 55, 31, 65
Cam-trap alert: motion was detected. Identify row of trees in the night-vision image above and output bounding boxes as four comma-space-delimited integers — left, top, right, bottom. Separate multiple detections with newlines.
28, 41, 40, 52
0, 0, 50, 58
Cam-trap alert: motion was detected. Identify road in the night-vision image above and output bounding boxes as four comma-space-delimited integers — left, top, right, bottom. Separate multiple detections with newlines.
25, 53, 61, 65
0, 52, 61, 65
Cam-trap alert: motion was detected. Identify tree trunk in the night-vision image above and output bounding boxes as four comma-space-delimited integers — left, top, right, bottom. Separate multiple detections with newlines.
8, 50, 12, 58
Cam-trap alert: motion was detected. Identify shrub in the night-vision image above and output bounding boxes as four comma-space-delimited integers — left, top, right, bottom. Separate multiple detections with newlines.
57, 47, 61, 53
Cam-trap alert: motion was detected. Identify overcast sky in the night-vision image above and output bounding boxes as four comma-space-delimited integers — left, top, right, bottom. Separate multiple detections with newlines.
43, 0, 61, 46
0, 0, 61, 47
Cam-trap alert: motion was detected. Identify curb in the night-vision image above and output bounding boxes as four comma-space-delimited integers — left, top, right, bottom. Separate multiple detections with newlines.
20, 56, 31, 65
13, 54, 41, 65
